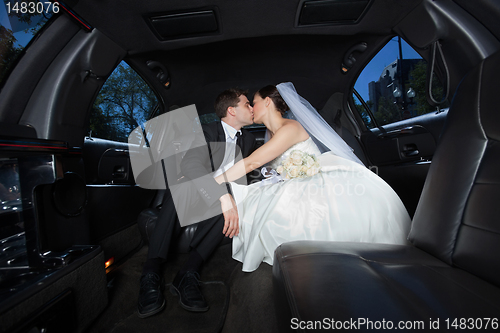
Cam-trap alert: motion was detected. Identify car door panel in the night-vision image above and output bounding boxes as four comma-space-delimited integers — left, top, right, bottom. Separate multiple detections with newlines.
83, 138, 155, 264
365, 126, 437, 165
97, 148, 134, 184
0, 138, 107, 333
361, 110, 448, 216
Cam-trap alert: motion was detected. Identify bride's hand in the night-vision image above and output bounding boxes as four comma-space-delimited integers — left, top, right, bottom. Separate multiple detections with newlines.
219, 193, 239, 238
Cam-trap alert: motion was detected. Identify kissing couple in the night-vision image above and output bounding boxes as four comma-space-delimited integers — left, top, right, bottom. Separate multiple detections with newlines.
137, 82, 410, 318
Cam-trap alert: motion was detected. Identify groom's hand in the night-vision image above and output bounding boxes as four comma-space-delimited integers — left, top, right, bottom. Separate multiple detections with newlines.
219, 193, 239, 238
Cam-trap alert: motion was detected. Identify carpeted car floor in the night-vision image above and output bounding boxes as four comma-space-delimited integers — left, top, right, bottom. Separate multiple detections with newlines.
86, 243, 279, 333
106, 280, 229, 333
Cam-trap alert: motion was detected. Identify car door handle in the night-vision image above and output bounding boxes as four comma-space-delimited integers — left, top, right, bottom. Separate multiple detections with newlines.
402, 143, 419, 157
378, 125, 425, 139
403, 149, 419, 157
112, 166, 127, 179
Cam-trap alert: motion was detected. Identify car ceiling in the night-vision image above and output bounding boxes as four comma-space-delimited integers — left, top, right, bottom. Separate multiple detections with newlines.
72, 0, 421, 54
55, 0, 500, 117
66, 0, 426, 114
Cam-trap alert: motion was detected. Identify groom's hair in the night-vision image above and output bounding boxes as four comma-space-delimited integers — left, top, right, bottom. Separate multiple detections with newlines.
214, 88, 248, 119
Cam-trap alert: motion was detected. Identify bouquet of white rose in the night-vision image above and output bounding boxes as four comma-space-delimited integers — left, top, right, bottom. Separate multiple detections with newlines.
276, 150, 321, 179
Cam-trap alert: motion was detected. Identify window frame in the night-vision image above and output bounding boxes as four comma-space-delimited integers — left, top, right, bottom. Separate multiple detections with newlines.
86, 60, 163, 143
350, 36, 448, 132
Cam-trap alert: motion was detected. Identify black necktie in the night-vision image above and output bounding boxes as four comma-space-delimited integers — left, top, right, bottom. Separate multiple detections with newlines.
235, 131, 243, 157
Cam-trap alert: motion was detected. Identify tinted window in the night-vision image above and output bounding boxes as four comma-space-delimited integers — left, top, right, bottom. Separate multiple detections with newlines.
88, 62, 158, 142
0, 1, 57, 84
199, 113, 219, 125
354, 37, 449, 128
353, 93, 375, 129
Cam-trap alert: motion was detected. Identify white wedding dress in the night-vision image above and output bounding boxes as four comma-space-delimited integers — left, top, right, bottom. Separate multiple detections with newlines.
230, 137, 411, 272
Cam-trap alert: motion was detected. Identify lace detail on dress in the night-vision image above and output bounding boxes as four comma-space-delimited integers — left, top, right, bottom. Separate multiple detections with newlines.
269, 137, 322, 170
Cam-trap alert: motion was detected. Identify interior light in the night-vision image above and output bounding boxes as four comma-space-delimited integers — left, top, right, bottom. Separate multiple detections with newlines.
105, 257, 115, 269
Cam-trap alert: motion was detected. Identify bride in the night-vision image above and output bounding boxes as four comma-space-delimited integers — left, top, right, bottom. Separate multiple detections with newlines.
214, 82, 411, 272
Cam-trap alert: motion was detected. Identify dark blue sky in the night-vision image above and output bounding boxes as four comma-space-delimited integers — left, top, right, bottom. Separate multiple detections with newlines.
355, 37, 422, 102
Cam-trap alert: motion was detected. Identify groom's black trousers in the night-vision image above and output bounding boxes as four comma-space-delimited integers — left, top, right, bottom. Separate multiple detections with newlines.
147, 182, 226, 262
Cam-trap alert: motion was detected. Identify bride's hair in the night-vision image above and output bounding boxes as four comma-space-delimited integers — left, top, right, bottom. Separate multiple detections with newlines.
257, 85, 289, 116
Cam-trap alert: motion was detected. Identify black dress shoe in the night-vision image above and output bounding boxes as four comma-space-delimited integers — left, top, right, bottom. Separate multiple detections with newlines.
137, 273, 165, 318
170, 271, 209, 312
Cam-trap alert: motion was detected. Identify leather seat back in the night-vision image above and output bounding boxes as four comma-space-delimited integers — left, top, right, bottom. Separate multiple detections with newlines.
409, 52, 500, 287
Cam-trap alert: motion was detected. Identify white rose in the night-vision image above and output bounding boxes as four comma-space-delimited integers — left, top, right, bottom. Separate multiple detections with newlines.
290, 151, 304, 166
288, 166, 300, 178
276, 165, 284, 174
283, 159, 294, 169
305, 155, 315, 168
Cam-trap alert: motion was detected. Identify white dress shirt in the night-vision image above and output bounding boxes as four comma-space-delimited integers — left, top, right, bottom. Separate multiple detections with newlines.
213, 121, 242, 178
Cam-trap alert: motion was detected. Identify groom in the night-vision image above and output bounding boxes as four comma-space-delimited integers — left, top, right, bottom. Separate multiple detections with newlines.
138, 88, 256, 317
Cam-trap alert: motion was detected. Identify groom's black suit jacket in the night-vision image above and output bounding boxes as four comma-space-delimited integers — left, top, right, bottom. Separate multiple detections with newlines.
180, 121, 257, 207
148, 121, 257, 261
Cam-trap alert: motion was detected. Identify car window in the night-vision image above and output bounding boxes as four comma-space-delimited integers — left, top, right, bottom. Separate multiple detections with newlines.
88, 61, 159, 142
353, 37, 449, 128
0, 1, 57, 85
198, 113, 219, 125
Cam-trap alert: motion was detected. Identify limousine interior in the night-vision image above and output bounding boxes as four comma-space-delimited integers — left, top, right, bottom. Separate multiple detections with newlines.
1, 0, 499, 332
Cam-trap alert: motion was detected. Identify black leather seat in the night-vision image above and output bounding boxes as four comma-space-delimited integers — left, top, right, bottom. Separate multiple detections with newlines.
137, 189, 232, 253
273, 52, 500, 332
